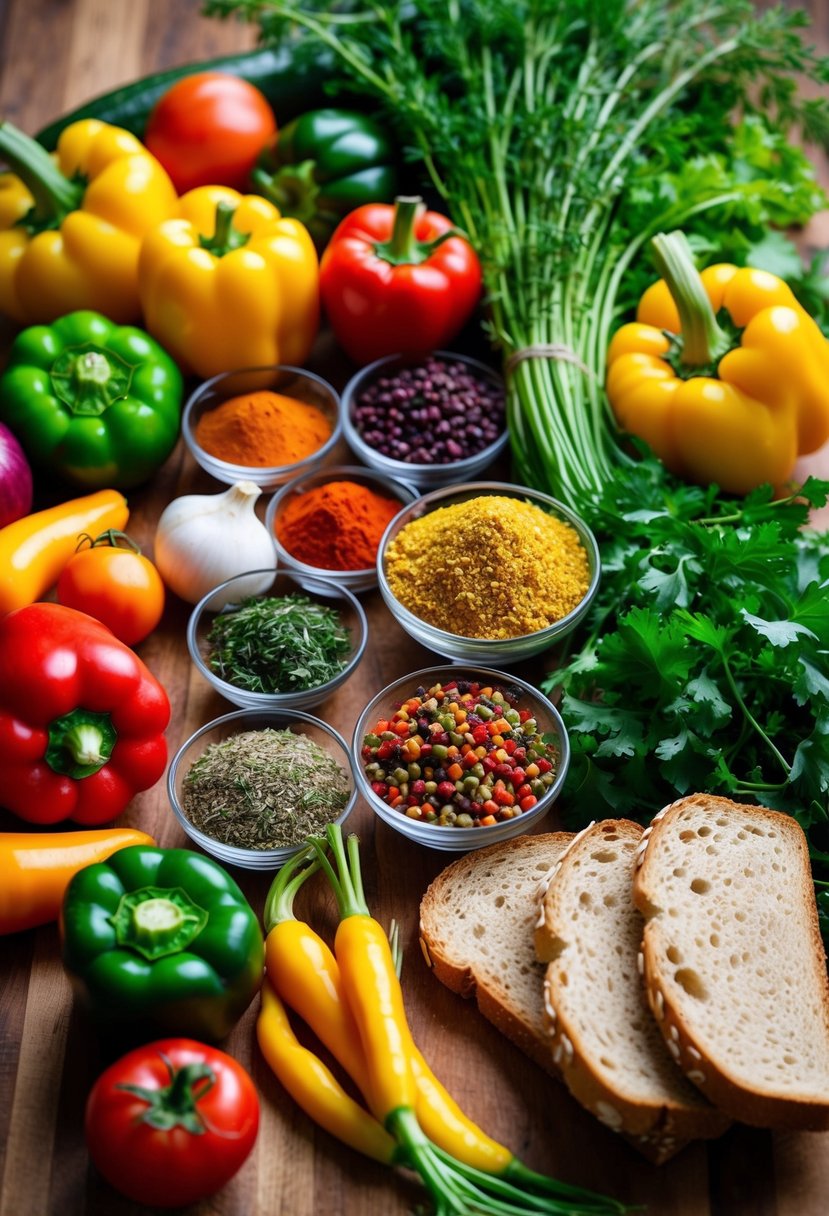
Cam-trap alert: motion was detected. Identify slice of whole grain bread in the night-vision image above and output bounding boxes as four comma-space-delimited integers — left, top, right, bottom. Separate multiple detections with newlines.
634, 794, 829, 1130
535, 820, 730, 1160
419, 833, 573, 1074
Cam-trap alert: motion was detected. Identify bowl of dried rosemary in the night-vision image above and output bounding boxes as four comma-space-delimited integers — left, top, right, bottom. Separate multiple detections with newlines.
187, 569, 368, 711
167, 708, 357, 870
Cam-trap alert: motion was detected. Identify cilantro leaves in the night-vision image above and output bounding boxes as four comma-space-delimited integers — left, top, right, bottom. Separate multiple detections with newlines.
546, 462, 829, 848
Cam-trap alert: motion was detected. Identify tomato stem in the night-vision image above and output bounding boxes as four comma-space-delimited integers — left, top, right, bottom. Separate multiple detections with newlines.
116, 1055, 215, 1135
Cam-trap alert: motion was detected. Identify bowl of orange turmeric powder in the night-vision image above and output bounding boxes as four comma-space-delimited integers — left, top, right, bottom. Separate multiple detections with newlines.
266, 465, 418, 594
183, 365, 342, 491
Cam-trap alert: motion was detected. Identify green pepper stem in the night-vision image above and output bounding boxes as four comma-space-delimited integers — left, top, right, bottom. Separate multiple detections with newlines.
110, 886, 209, 961
45, 708, 117, 779
0, 121, 83, 225
50, 341, 134, 417
309, 825, 370, 920
374, 195, 464, 267
199, 201, 251, 257
650, 231, 731, 368
65, 723, 107, 767
251, 158, 320, 224
263, 845, 320, 931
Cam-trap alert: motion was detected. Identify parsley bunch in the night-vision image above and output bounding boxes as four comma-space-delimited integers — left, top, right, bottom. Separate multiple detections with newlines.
544, 461, 829, 929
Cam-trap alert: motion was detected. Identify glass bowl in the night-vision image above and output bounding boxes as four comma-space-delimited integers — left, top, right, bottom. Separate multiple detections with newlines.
352, 665, 570, 852
187, 569, 368, 711
377, 482, 601, 665
168, 708, 357, 871
341, 350, 509, 489
265, 465, 419, 594
182, 364, 342, 492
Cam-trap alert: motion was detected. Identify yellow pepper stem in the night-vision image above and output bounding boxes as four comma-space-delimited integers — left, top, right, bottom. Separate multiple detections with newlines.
199, 200, 251, 257
0, 121, 83, 226
650, 230, 731, 368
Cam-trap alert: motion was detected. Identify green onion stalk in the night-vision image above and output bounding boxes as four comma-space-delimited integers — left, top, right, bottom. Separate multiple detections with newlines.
205, 0, 829, 510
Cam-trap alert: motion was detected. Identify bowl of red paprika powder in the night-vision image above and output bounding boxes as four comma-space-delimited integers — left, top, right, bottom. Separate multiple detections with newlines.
265, 465, 418, 594
182, 364, 342, 491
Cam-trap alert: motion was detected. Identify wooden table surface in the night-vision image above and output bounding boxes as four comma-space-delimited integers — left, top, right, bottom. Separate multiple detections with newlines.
1, 3, 829, 1215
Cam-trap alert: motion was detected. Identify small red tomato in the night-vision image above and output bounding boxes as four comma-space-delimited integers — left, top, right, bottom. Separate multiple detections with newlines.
57, 531, 165, 645
144, 72, 278, 194
85, 1038, 259, 1208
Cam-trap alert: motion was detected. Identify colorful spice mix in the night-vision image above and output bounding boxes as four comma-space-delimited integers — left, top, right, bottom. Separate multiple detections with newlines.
276, 479, 402, 571
384, 495, 590, 639
361, 678, 558, 827
194, 390, 333, 467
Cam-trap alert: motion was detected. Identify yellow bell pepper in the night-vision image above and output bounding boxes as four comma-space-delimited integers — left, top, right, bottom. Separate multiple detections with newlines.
138, 185, 319, 378
606, 230, 829, 495
0, 119, 178, 325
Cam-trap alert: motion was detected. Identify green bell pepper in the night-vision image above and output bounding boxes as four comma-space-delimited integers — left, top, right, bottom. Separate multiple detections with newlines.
251, 108, 398, 249
61, 845, 264, 1042
0, 310, 183, 491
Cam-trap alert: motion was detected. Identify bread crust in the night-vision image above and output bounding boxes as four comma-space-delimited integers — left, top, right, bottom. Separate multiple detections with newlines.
634, 794, 829, 1131
418, 832, 573, 1078
537, 819, 730, 1160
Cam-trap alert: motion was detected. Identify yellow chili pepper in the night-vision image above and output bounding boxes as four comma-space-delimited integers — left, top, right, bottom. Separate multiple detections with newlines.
263, 853, 516, 1177
0, 487, 129, 615
0, 119, 178, 325
311, 830, 631, 1216
606, 230, 829, 495
138, 185, 319, 379
0, 827, 154, 934
257, 980, 398, 1165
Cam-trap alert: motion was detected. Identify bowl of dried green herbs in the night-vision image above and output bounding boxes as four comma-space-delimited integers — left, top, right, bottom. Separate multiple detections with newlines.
167, 708, 357, 870
187, 569, 368, 711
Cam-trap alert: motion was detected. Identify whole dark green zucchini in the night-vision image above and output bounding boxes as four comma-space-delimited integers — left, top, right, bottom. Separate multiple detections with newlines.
36, 45, 332, 149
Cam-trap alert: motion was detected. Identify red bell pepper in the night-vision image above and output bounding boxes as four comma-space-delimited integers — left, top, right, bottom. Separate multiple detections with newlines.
319, 195, 482, 365
0, 603, 170, 825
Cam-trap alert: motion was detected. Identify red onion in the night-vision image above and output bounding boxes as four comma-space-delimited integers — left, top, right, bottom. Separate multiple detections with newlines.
0, 421, 33, 529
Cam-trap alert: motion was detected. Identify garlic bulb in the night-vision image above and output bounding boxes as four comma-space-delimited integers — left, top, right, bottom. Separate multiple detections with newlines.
155, 481, 276, 607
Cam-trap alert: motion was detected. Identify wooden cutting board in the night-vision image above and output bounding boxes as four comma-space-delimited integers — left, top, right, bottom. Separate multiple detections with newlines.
1, 3, 828, 1214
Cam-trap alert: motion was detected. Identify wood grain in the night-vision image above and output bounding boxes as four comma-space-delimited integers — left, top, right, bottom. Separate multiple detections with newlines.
0, 3, 828, 1214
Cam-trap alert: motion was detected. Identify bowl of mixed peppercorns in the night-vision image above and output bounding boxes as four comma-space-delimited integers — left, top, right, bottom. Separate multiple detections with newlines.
352, 665, 570, 851
341, 351, 508, 488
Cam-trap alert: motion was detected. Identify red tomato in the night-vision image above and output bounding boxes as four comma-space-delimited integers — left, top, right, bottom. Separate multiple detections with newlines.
85, 1039, 259, 1208
57, 534, 165, 646
144, 72, 277, 194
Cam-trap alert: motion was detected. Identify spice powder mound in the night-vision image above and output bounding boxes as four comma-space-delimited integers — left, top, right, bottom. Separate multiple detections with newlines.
384, 495, 591, 639
181, 728, 351, 850
194, 390, 333, 467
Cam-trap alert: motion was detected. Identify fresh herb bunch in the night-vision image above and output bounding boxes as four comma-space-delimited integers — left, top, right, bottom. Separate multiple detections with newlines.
205, 0, 829, 506
206, 593, 351, 694
543, 461, 829, 931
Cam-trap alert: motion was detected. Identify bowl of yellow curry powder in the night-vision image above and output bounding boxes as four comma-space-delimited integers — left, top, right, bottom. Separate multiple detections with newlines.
378, 482, 600, 664
183, 365, 342, 491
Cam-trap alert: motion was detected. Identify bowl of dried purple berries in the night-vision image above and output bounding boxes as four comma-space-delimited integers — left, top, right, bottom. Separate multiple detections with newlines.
341, 350, 508, 488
